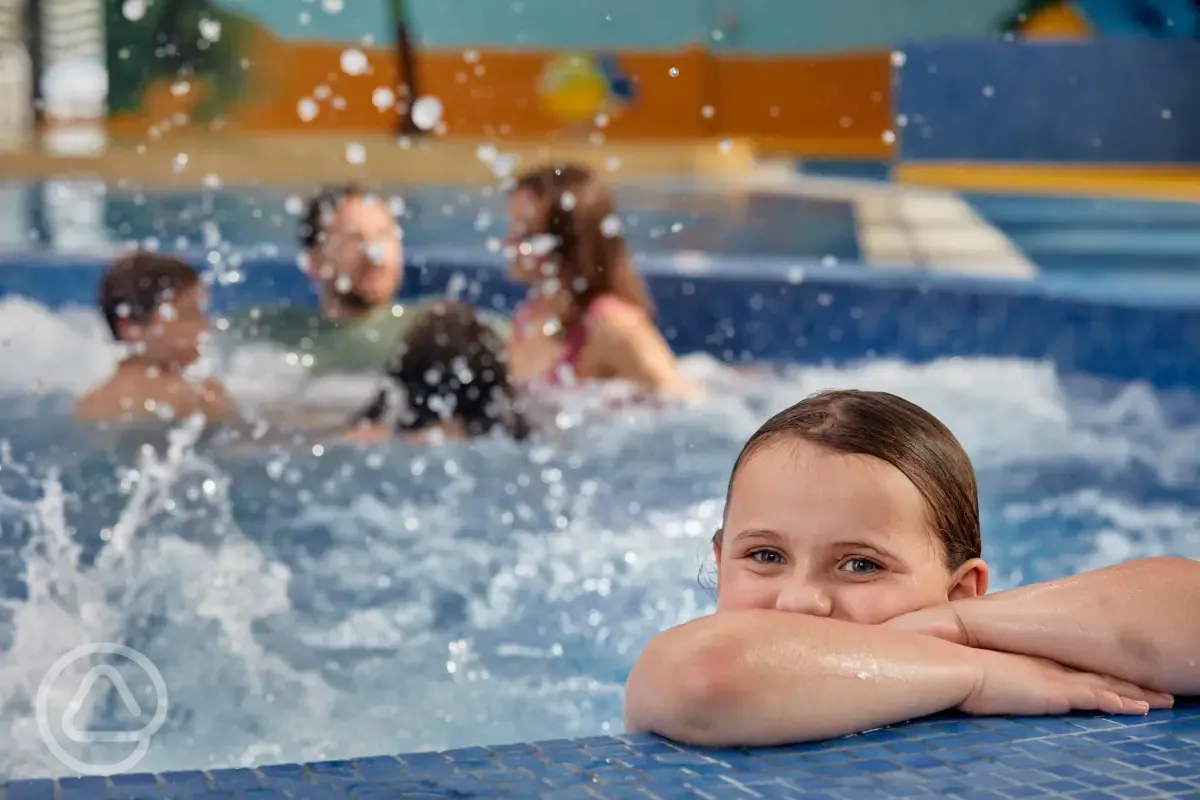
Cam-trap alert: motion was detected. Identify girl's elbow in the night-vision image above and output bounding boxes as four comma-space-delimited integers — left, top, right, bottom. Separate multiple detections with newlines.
624, 630, 743, 745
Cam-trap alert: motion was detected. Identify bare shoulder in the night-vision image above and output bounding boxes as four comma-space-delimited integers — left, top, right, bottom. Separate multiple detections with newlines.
590, 301, 658, 343
73, 379, 125, 422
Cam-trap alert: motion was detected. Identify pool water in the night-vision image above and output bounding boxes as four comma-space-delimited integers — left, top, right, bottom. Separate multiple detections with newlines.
1, 298, 1199, 778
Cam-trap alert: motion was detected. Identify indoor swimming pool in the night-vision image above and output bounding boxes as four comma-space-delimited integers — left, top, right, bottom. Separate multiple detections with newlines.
0, 178, 1198, 795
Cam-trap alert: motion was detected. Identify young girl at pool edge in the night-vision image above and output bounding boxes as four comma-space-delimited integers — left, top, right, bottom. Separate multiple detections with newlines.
624, 389, 1200, 747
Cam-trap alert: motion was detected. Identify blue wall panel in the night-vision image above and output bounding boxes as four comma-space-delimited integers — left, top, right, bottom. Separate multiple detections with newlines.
896, 39, 1200, 162
5, 248, 1200, 391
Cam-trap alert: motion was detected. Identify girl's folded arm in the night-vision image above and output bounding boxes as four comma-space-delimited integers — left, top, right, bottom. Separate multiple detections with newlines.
910, 556, 1200, 695
623, 608, 982, 747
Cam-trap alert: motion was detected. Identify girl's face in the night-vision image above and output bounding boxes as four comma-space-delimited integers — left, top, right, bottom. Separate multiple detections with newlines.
715, 439, 987, 624
504, 188, 558, 285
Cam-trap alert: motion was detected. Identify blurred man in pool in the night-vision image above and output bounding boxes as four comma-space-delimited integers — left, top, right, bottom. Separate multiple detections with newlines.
232, 184, 410, 374
626, 389, 1200, 747
75, 252, 239, 424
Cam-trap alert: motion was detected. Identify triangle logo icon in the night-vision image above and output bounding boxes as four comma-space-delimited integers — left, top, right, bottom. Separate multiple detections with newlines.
61, 665, 146, 743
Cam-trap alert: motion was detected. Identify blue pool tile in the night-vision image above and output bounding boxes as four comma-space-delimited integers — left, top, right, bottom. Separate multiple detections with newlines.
206, 771, 262, 791
5, 705, 1200, 800
6, 781, 57, 800
1153, 780, 1198, 794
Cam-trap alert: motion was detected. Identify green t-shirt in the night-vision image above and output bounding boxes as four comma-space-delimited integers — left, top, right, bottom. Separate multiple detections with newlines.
228, 300, 512, 376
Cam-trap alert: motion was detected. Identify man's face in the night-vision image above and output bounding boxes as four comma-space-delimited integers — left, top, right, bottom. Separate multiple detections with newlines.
310, 194, 403, 309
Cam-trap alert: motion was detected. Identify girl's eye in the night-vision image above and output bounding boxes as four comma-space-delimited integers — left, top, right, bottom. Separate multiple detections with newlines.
748, 549, 784, 565
839, 557, 882, 575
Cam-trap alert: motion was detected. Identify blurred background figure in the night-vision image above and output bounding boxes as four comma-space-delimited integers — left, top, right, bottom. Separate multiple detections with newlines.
341, 299, 531, 443
75, 250, 238, 424
229, 184, 409, 376
504, 164, 694, 401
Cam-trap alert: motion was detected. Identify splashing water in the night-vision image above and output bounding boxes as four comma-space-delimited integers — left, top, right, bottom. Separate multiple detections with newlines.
0, 298, 1199, 777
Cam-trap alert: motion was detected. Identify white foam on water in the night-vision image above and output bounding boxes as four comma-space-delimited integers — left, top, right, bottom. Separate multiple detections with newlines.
0, 300, 1197, 777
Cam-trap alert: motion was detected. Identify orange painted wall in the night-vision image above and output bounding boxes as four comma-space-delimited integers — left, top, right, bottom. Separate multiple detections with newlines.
109, 28, 892, 157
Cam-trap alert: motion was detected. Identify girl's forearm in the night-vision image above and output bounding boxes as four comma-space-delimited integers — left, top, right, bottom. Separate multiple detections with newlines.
955, 557, 1200, 694
624, 609, 982, 747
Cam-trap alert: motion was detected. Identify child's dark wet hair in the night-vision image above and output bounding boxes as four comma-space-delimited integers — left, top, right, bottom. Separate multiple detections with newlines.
297, 182, 369, 251
99, 252, 202, 341
357, 300, 530, 440
721, 389, 981, 570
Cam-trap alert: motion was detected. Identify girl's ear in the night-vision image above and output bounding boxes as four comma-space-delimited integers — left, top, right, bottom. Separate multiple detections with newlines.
948, 557, 989, 601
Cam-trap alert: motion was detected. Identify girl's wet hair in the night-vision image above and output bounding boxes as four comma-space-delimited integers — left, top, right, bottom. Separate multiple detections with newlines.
356, 300, 530, 440
723, 389, 981, 570
510, 163, 653, 328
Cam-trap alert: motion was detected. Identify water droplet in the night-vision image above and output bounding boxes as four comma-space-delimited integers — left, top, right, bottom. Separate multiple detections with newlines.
560, 191, 576, 211
411, 96, 444, 131
476, 152, 503, 177
882, 130, 896, 144
194, 19, 222, 45
668, 66, 680, 77
170, 81, 190, 97
982, 85, 995, 97
346, 142, 366, 164
701, 105, 715, 119
297, 97, 318, 122
1162, 109, 1173, 120
891, 51, 907, 67
600, 214, 622, 238
340, 48, 368, 75
372, 87, 395, 111
464, 49, 480, 63
173, 153, 189, 172
122, 0, 146, 21
322, 0, 343, 12
298, 11, 311, 24
285, 195, 303, 215
387, 196, 406, 217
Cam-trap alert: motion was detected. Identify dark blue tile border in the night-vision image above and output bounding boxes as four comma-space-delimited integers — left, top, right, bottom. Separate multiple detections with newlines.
6, 245, 1200, 391
3, 704, 1197, 798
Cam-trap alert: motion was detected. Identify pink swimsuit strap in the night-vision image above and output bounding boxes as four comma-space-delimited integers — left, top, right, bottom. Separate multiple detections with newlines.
512, 295, 633, 385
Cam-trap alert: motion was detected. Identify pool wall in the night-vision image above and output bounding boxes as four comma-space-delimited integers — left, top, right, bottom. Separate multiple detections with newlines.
2, 250, 1200, 794
4, 247, 1200, 390
895, 39, 1200, 163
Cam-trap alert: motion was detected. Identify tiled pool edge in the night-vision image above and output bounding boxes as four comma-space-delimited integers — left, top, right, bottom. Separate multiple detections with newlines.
5, 704, 1198, 797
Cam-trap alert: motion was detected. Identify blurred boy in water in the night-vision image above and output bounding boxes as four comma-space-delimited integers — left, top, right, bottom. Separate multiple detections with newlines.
75, 252, 239, 423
